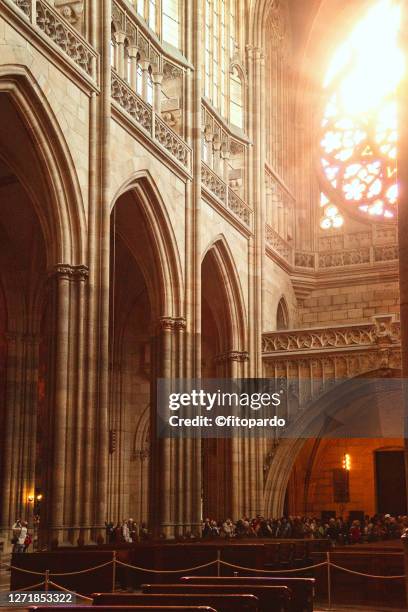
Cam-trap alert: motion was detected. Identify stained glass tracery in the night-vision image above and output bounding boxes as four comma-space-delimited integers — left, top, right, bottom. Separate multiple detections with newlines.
319, 0, 403, 229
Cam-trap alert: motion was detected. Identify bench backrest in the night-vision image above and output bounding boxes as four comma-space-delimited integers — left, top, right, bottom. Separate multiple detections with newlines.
29, 607, 217, 612
142, 584, 291, 612
180, 577, 315, 612
92, 592, 259, 612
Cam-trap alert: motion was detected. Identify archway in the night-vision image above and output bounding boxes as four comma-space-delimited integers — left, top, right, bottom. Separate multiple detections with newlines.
0, 74, 86, 546
108, 175, 183, 534
201, 238, 247, 521
264, 369, 404, 518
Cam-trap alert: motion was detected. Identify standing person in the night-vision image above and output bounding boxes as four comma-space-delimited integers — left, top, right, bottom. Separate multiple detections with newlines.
11, 519, 22, 553
16, 521, 28, 553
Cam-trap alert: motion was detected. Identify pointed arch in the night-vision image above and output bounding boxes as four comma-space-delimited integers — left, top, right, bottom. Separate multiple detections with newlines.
111, 171, 184, 319
202, 235, 247, 352
276, 296, 289, 330
0, 65, 86, 266
263, 367, 402, 516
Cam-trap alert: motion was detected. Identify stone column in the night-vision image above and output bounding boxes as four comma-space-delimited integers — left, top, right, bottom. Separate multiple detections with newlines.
0, 332, 40, 546
114, 31, 126, 80
140, 58, 151, 102
152, 70, 163, 114
127, 46, 138, 90
47, 264, 89, 546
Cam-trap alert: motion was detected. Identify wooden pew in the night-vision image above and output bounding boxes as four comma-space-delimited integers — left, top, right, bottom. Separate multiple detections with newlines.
29, 607, 217, 612
142, 583, 291, 612
180, 576, 315, 612
92, 592, 259, 612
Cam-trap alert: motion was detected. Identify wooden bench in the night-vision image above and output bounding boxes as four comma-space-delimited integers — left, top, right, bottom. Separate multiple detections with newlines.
180, 577, 315, 612
92, 592, 259, 612
142, 583, 291, 612
29, 607, 217, 612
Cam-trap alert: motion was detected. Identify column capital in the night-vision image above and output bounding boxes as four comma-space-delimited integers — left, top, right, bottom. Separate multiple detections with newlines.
158, 316, 186, 332
50, 264, 89, 281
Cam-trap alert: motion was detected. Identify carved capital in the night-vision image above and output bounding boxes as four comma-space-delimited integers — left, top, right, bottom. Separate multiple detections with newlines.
50, 264, 89, 281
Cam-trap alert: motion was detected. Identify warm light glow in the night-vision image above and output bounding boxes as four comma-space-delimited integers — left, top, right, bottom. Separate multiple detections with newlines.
36, 494, 43, 501
320, 0, 404, 224
324, 1, 404, 115
342, 453, 351, 471
27, 495, 34, 503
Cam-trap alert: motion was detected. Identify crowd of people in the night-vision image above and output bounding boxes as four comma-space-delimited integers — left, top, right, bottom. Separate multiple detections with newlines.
11, 513, 408, 551
201, 514, 408, 544
105, 519, 150, 543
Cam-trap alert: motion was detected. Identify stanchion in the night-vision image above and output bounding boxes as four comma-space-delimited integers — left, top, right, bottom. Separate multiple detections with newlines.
45, 570, 50, 593
327, 551, 332, 611
112, 551, 116, 592
217, 550, 221, 577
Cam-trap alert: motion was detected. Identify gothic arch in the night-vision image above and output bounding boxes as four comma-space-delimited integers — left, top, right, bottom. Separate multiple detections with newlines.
0, 66, 86, 266
202, 235, 247, 353
111, 171, 184, 320
263, 368, 402, 516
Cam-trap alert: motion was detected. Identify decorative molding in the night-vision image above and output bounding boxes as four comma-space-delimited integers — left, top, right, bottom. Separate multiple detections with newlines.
51, 263, 89, 280
154, 115, 191, 169
318, 248, 370, 268
36, 0, 96, 77
201, 163, 251, 228
265, 224, 292, 262
214, 350, 249, 364
54, 0, 84, 31
294, 251, 315, 269
262, 317, 400, 356
158, 316, 186, 332
111, 71, 152, 131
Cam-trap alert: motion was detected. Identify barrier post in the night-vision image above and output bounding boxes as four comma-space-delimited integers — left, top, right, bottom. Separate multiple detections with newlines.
112, 551, 116, 592
217, 550, 221, 577
326, 552, 332, 610
45, 570, 50, 593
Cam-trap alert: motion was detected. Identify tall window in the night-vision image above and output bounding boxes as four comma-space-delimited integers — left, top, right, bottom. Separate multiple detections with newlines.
230, 66, 243, 128
133, 0, 181, 49
204, 0, 241, 126
319, 0, 403, 229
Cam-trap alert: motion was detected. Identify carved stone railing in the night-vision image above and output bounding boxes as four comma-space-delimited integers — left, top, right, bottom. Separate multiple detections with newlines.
201, 102, 248, 198
228, 188, 251, 226
111, 71, 192, 172
10, 0, 98, 78
262, 316, 402, 426
201, 162, 251, 228
262, 316, 400, 356
201, 163, 227, 203
111, 70, 153, 130
265, 224, 293, 263
154, 115, 191, 170
294, 251, 315, 269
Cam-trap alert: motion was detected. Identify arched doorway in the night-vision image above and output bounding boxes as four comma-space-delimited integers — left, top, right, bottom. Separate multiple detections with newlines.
264, 370, 404, 518
201, 239, 247, 521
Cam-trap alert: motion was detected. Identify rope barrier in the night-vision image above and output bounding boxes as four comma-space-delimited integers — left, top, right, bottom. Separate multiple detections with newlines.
49, 560, 113, 576
115, 558, 218, 574
47, 580, 93, 601
9, 580, 46, 591
219, 559, 328, 573
6, 565, 45, 576
329, 562, 405, 580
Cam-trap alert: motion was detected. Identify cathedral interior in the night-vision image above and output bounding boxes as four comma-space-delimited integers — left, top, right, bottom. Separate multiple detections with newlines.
0, 0, 408, 608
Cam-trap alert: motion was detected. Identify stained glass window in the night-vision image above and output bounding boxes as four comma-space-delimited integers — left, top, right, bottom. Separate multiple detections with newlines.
319, 0, 403, 229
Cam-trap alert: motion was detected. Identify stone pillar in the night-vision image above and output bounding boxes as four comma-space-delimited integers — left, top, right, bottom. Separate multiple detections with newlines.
47, 264, 89, 546
0, 332, 40, 546
127, 45, 138, 90
140, 58, 151, 102
152, 70, 163, 114
114, 31, 126, 80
